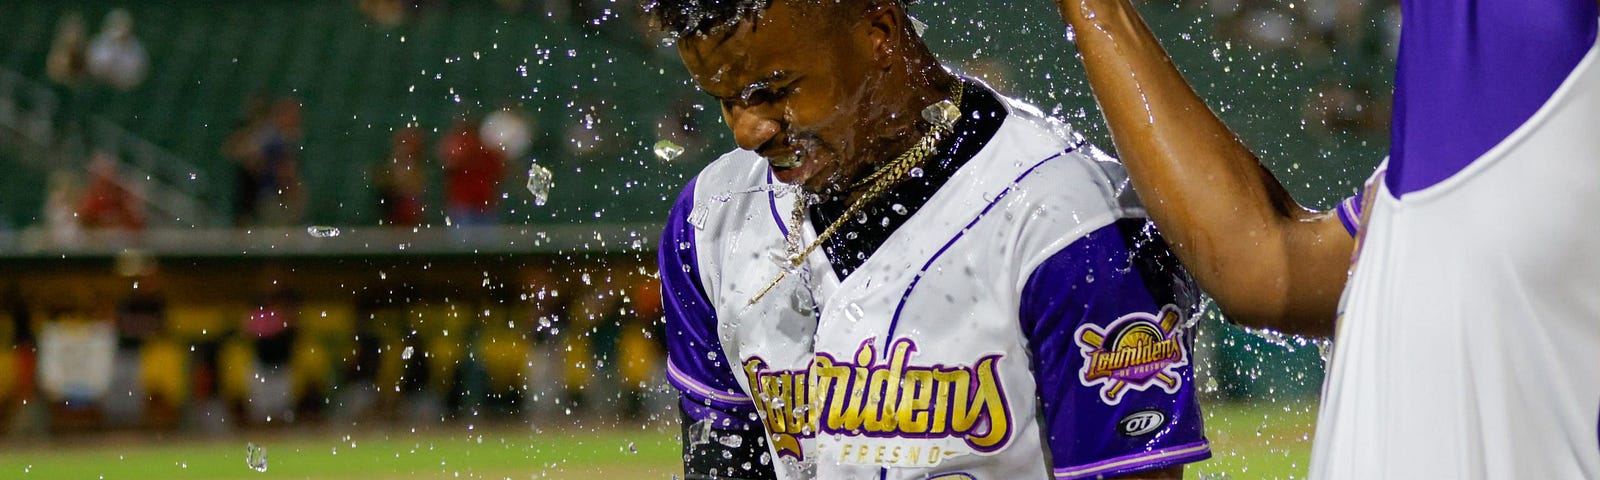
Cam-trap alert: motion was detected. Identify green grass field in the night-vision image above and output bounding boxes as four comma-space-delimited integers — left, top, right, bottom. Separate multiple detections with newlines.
0, 401, 1315, 479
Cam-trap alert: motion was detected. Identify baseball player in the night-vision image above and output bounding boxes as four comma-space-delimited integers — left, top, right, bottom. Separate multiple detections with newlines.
649, 0, 1212, 478
1052, 0, 1600, 477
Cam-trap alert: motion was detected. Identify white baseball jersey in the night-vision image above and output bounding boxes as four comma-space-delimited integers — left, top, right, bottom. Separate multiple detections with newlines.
660, 84, 1209, 479
1314, 3, 1600, 478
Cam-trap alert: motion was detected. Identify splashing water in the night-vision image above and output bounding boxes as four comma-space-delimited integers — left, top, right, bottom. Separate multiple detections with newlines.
245, 443, 267, 472
687, 418, 714, 447
653, 139, 685, 161
306, 226, 340, 238
526, 163, 554, 206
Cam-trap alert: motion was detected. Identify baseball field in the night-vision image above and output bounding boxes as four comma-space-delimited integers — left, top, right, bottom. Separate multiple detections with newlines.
0, 400, 1315, 479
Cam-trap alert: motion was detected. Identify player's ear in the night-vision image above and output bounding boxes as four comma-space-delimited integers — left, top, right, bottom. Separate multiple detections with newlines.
858, 0, 904, 65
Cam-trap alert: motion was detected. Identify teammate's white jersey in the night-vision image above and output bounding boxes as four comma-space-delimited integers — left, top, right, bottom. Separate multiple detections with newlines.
660, 84, 1209, 479
1312, 5, 1600, 478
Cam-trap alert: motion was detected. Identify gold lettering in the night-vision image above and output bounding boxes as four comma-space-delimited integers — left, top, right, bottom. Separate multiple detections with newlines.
761, 375, 786, 432
962, 357, 1009, 449
1086, 339, 1181, 380
929, 369, 964, 434
896, 369, 934, 433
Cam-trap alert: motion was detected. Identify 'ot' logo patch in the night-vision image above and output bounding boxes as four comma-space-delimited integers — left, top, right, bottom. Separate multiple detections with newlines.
1074, 305, 1188, 405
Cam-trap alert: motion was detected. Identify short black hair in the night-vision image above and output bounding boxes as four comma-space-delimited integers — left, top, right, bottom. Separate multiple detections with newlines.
643, 0, 914, 39
643, 0, 771, 38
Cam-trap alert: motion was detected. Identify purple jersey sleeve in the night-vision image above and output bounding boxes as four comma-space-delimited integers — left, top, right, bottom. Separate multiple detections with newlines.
659, 178, 759, 427
1020, 220, 1209, 479
1388, 0, 1597, 195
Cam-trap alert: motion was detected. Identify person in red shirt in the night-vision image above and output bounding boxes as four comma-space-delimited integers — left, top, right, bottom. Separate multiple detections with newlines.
438, 118, 507, 226
76, 153, 144, 231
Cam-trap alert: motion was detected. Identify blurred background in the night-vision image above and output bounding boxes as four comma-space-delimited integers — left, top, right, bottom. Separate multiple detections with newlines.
0, 0, 1394, 478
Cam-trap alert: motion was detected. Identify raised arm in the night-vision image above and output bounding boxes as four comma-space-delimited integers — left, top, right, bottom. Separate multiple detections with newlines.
1054, 0, 1352, 337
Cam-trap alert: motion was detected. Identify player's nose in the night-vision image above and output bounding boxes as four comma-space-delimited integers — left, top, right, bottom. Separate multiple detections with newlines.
728, 106, 781, 153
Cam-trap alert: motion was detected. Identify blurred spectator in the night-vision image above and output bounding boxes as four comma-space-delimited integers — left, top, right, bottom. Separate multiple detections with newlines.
76, 153, 145, 231
43, 170, 83, 245
374, 128, 428, 227
86, 9, 148, 91
242, 280, 300, 424
0, 282, 35, 430
45, 13, 89, 86
438, 118, 507, 226
257, 98, 307, 226
103, 272, 170, 429
224, 96, 270, 227
618, 278, 665, 419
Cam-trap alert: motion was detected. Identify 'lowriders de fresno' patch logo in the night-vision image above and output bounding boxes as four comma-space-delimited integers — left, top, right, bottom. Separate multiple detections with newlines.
1074, 305, 1188, 405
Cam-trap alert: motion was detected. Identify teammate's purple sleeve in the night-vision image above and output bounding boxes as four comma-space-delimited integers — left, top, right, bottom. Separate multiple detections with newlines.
1020, 220, 1209, 480
1335, 194, 1363, 237
659, 178, 758, 426
1387, 0, 1597, 196
1335, 164, 1389, 237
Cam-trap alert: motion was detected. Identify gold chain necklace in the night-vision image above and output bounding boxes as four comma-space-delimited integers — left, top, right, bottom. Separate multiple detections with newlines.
749, 82, 965, 305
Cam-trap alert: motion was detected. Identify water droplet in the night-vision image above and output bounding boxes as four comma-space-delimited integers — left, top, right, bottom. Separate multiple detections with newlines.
845, 303, 866, 323
306, 226, 341, 238
890, 204, 908, 215
688, 203, 710, 229
653, 139, 685, 161
245, 443, 268, 472
401, 346, 414, 360
706, 350, 719, 361
687, 419, 714, 447
908, 167, 924, 178
718, 434, 744, 448
627, 442, 638, 454
526, 163, 554, 206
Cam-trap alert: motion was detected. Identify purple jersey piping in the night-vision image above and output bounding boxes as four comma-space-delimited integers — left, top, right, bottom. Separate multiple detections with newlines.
884, 147, 1075, 349
766, 169, 790, 239
666, 360, 751, 409
1052, 441, 1211, 479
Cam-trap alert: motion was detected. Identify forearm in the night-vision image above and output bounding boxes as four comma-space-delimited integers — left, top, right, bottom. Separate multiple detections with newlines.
1057, 0, 1346, 334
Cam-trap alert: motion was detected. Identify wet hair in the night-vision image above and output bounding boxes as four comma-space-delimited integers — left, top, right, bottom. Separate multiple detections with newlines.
644, 0, 912, 39
643, 0, 771, 38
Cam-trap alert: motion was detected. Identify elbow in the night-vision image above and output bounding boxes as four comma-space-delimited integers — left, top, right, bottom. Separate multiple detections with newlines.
1196, 259, 1338, 338
1207, 281, 1338, 338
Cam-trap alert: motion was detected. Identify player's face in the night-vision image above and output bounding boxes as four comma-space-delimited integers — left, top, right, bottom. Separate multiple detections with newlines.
677, 0, 885, 193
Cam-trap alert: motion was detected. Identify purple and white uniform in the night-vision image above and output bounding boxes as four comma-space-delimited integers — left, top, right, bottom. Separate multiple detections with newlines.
660, 83, 1209, 479
1315, 1, 1600, 478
